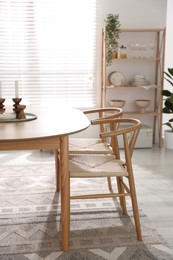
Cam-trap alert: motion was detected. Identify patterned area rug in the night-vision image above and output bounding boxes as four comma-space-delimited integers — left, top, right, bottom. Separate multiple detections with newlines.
0, 162, 173, 260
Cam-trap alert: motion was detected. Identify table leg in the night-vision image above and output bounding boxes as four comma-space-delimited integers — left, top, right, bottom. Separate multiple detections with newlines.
55, 149, 60, 192
60, 135, 70, 251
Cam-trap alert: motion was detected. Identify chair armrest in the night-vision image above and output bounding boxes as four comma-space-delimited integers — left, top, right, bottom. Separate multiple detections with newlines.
83, 108, 123, 125
99, 118, 142, 138
83, 107, 122, 115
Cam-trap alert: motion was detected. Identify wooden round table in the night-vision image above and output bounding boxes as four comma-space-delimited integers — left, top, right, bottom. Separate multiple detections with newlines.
0, 105, 90, 251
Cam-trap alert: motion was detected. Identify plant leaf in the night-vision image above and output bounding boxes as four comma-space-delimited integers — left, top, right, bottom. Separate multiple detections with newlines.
162, 90, 171, 96
165, 78, 173, 86
104, 14, 121, 66
168, 68, 173, 77
163, 122, 172, 129
165, 99, 173, 112
170, 93, 173, 103
164, 68, 173, 86
164, 71, 173, 79
162, 107, 172, 113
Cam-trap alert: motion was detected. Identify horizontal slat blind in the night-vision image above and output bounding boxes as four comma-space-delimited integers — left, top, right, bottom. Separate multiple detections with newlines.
0, 0, 96, 108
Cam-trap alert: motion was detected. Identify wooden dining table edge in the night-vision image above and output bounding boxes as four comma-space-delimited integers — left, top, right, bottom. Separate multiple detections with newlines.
0, 107, 91, 252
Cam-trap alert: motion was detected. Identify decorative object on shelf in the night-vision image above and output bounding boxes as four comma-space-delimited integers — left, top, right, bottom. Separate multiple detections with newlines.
135, 99, 150, 113
130, 41, 148, 58
0, 98, 5, 113
109, 99, 126, 108
148, 40, 156, 58
117, 45, 127, 59
130, 75, 150, 87
162, 67, 173, 149
108, 71, 125, 87
104, 14, 121, 66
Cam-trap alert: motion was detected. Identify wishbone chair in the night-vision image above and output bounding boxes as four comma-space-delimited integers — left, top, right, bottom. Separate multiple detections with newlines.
55, 107, 123, 192
69, 118, 143, 241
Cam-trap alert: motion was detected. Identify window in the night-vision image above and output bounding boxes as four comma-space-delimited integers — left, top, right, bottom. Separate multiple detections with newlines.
0, 0, 97, 108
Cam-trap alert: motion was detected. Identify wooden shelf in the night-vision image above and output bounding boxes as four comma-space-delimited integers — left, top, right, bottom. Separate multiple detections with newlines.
105, 84, 160, 89
112, 57, 161, 61
101, 27, 166, 147
106, 111, 159, 117
119, 28, 165, 33
124, 111, 159, 117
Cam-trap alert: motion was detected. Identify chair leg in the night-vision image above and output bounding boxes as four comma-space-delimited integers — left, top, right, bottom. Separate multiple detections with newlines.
128, 176, 142, 241
55, 149, 61, 192
107, 177, 112, 190
116, 177, 127, 215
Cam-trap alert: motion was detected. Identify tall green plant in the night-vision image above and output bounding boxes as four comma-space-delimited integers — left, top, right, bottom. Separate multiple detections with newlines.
162, 67, 173, 132
104, 14, 121, 66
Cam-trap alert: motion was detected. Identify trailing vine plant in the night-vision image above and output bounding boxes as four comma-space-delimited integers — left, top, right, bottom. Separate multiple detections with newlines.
104, 14, 121, 66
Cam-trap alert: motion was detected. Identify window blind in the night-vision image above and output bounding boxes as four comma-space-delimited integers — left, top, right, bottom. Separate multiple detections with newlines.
0, 0, 97, 108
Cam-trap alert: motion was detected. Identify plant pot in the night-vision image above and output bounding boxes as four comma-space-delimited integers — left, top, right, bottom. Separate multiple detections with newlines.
164, 130, 173, 149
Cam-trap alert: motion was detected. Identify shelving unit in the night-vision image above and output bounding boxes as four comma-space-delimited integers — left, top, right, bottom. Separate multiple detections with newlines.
101, 28, 166, 147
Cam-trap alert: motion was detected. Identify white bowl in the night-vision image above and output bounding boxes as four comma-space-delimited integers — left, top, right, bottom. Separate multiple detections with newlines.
135, 99, 150, 113
109, 100, 126, 108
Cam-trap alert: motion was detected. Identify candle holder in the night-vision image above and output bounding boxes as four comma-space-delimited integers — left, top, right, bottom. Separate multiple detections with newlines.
12, 98, 22, 118
12, 98, 22, 108
16, 105, 26, 119
0, 98, 5, 113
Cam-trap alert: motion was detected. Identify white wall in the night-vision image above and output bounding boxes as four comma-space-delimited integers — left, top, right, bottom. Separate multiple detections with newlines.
75, 0, 168, 139
96, 0, 167, 105
163, 0, 173, 133
97, 0, 167, 29
165, 0, 173, 69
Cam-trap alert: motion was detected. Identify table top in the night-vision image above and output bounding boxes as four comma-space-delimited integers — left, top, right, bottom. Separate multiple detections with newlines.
0, 106, 90, 141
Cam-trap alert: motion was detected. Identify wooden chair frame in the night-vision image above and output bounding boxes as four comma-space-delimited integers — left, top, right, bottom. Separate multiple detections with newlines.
56, 107, 123, 192
69, 118, 143, 241
69, 107, 123, 189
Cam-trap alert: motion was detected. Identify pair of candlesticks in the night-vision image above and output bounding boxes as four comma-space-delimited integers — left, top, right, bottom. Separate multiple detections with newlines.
0, 98, 26, 119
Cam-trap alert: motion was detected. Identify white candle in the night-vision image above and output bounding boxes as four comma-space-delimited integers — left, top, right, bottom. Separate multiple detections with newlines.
15, 80, 19, 98
0, 81, 2, 98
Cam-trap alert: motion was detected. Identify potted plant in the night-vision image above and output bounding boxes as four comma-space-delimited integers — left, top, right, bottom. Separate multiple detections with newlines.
162, 67, 173, 148
104, 14, 121, 66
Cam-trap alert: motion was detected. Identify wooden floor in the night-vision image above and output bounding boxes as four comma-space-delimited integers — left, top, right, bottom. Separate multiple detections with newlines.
0, 145, 173, 249
133, 146, 173, 249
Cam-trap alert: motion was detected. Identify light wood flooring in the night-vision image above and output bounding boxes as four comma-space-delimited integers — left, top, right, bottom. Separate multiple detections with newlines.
0, 145, 173, 249
133, 146, 173, 249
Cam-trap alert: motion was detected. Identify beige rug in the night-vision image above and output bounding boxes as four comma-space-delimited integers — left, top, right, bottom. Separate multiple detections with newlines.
0, 163, 173, 259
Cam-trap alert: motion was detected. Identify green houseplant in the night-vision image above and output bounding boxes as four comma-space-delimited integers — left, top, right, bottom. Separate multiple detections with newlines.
104, 14, 121, 66
162, 67, 173, 131
162, 67, 173, 148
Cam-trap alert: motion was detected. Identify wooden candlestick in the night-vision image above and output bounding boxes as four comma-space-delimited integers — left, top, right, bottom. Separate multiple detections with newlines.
0, 98, 5, 113
16, 105, 26, 119
13, 98, 26, 119
13, 98, 22, 118
12, 98, 22, 108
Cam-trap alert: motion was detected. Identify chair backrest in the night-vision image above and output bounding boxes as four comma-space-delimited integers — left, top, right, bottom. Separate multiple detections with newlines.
99, 118, 142, 167
83, 107, 123, 141
83, 107, 122, 122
